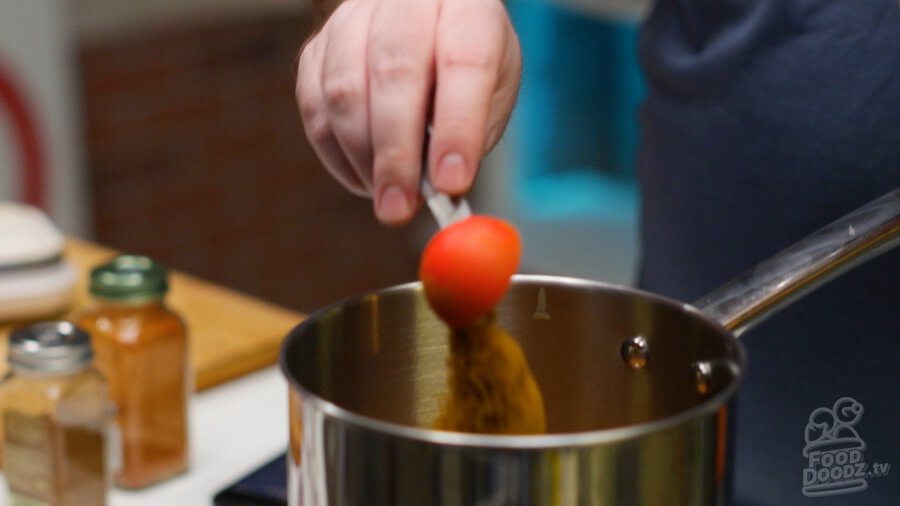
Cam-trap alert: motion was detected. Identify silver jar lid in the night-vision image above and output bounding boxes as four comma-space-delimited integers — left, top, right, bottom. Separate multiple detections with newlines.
8, 321, 93, 373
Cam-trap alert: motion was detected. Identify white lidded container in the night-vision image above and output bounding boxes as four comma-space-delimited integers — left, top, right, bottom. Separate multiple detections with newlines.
0, 202, 76, 322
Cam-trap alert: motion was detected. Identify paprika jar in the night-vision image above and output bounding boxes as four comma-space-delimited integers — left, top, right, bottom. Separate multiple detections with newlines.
1, 321, 109, 505
77, 255, 190, 489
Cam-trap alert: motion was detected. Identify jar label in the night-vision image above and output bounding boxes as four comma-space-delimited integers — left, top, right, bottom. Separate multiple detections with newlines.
3, 412, 54, 502
8, 492, 50, 506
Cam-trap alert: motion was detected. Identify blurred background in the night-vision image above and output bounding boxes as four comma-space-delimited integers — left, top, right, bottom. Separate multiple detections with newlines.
0, 0, 648, 315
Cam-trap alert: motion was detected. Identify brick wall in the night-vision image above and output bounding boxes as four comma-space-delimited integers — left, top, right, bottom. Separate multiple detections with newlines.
79, 11, 421, 312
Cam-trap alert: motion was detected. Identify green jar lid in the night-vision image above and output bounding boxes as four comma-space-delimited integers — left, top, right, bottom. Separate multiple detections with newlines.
90, 255, 169, 301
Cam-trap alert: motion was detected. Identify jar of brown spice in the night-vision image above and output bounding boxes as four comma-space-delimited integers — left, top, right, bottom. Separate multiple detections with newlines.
77, 255, 190, 489
1, 321, 109, 505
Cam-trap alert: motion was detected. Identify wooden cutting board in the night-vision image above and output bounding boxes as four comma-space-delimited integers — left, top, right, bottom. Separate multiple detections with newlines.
0, 238, 305, 391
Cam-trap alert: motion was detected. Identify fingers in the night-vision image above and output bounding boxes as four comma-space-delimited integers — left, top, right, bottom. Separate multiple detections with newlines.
297, 0, 521, 226
321, 0, 375, 191
430, 0, 520, 195
297, 31, 369, 196
367, 0, 440, 225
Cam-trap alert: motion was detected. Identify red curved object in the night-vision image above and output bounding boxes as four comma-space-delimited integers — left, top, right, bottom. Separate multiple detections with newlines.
0, 54, 45, 207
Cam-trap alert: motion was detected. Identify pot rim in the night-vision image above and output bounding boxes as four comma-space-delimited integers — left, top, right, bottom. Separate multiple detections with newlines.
280, 274, 746, 449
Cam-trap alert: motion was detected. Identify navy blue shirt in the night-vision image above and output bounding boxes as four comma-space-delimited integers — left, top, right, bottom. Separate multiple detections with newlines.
637, 1, 899, 504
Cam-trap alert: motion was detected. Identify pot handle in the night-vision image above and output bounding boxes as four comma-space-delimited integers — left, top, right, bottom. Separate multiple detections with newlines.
693, 188, 900, 337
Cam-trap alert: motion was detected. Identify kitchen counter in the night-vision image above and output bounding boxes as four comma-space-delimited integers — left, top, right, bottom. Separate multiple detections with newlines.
0, 365, 290, 505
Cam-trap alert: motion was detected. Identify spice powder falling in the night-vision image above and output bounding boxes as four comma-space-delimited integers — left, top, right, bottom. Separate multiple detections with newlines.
419, 216, 546, 435
432, 314, 546, 434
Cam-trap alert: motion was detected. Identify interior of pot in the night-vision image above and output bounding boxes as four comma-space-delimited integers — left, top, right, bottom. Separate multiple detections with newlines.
282, 275, 744, 434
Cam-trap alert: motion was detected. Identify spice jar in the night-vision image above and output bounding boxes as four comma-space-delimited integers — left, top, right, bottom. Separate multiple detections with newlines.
77, 255, 190, 489
1, 321, 109, 505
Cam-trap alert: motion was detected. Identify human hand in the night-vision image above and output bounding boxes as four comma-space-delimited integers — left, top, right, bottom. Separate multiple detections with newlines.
296, 0, 522, 226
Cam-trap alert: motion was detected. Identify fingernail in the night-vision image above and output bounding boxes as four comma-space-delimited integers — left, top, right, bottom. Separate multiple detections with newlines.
377, 185, 411, 224
435, 153, 467, 192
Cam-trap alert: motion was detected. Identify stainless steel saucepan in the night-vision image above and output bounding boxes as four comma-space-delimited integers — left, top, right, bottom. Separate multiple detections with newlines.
280, 189, 899, 506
